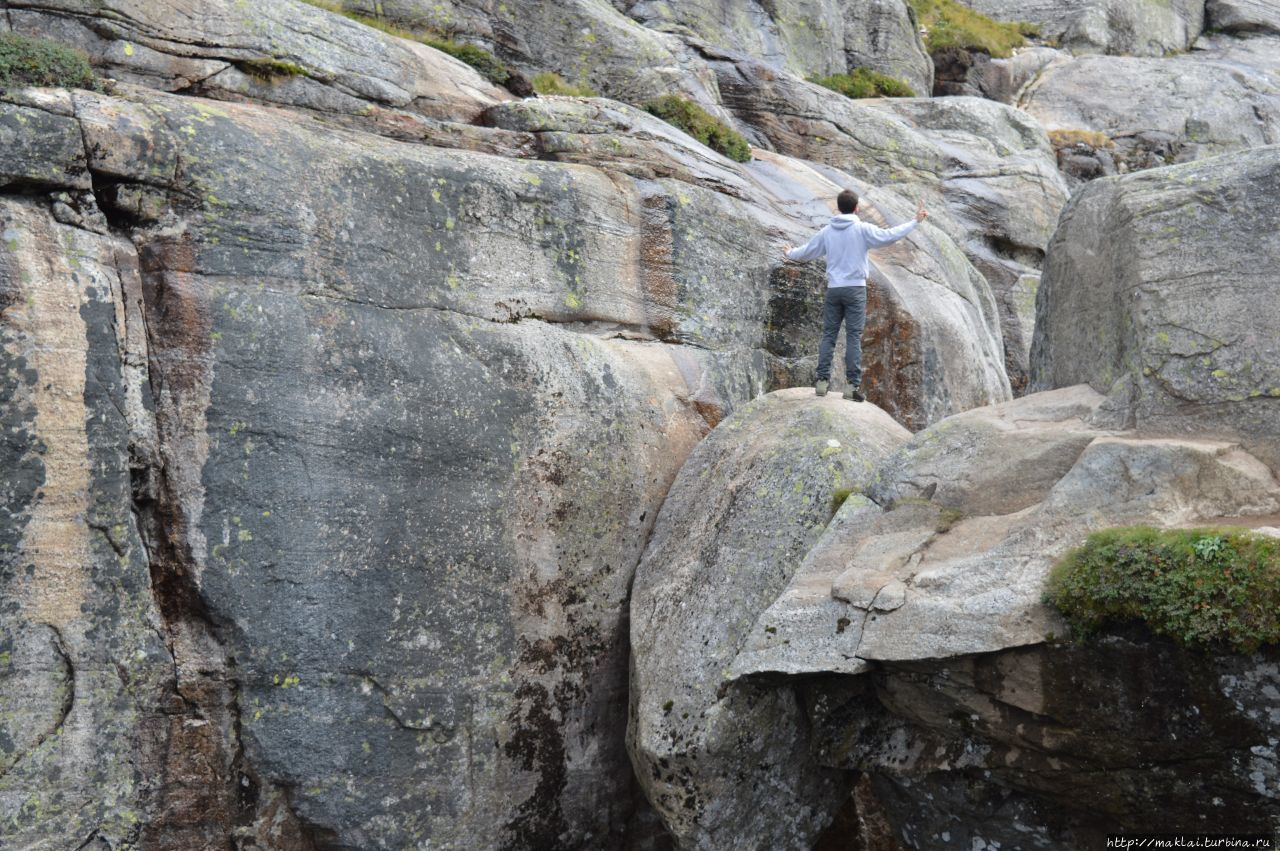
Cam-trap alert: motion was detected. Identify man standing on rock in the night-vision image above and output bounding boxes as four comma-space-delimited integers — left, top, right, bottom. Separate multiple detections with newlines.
783, 190, 927, 401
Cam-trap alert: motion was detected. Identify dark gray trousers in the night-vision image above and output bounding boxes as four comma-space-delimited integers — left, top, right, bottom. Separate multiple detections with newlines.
816, 285, 867, 385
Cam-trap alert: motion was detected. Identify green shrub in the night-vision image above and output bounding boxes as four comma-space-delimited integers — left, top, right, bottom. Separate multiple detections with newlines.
812, 68, 915, 99
421, 35, 508, 85
297, 0, 508, 85
642, 95, 751, 163
532, 71, 596, 97
1045, 526, 1280, 653
908, 0, 1033, 58
0, 32, 99, 91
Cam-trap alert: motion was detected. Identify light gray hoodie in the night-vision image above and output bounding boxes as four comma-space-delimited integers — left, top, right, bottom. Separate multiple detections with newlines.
785, 213, 918, 288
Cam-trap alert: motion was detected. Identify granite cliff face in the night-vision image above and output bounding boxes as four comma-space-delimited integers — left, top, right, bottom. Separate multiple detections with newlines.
1, 0, 1278, 849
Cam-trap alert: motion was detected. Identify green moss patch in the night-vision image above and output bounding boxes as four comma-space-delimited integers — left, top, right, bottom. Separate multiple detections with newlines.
239, 57, 307, 81
532, 72, 596, 97
1045, 526, 1280, 653
812, 68, 915, 99
0, 32, 99, 91
298, 0, 508, 85
908, 0, 1034, 58
642, 95, 751, 163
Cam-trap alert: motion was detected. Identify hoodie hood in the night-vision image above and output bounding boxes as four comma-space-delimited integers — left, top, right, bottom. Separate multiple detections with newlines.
830, 213, 860, 230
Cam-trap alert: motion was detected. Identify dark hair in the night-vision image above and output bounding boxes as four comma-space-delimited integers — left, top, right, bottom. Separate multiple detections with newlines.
837, 189, 859, 214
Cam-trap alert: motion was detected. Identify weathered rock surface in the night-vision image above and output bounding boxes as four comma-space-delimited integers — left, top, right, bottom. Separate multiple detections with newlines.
628, 388, 909, 849
958, 0, 1205, 55
715, 383, 1280, 847
860, 96, 1069, 390
333, 0, 933, 106
1032, 144, 1280, 468
932, 45, 1064, 102
5, 0, 513, 122
477, 95, 1012, 429
623, 0, 934, 97
1207, 0, 1280, 34
714, 72, 1067, 391
806, 639, 1280, 847
0, 66, 1012, 850
1019, 38, 1280, 169
0, 198, 181, 849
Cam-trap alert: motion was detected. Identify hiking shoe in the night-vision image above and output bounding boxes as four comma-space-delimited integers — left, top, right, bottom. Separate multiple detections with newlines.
815, 380, 829, 397
843, 385, 865, 402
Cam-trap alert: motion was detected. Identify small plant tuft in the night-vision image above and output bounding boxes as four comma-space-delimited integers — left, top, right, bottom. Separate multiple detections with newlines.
908, 0, 1034, 58
0, 32, 99, 91
1045, 526, 1280, 654
422, 34, 508, 85
1048, 128, 1115, 150
643, 95, 751, 163
812, 68, 915, 99
830, 487, 855, 515
532, 71, 596, 97
239, 57, 307, 81
935, 507, 965, 533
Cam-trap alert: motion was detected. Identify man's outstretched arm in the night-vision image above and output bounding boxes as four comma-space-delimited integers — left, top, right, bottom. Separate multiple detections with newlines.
862, 199, 929, 247
782, 229, 827, 262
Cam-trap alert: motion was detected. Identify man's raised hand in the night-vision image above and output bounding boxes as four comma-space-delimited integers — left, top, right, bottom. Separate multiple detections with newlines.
916, 199, 928, 223
782, 243, 793, 261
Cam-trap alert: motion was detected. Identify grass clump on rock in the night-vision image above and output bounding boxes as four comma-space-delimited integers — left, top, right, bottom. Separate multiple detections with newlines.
298, 0, 509, 85
642, 95, 751, 163
812, 68, 915, 99
1048, 128, 1115, 150
240, 57, 307, 81
532, 72, 596, 97
0, 32, 99, 91
1045, 526, 1280, 653
908, 0, 1035, 58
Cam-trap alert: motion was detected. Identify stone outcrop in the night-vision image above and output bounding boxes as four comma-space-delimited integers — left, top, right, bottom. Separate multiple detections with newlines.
806, 636, 1280, 848
0, 33, 1010, 851
1032, 144, 1280, 468
623, 0, 934, 97
1207, 0, 1280, 34
334, 0, 933, 104
5, 0, 514, 122
5, 0, 1280, 847
957, 0, 1206, 56
709, 383, 1280, 846
1019, 38, 1280, 172
711, 65, 1070, 389
628, 388, 910, 850
0, 197, 179, 850
711, 70, 1068, 391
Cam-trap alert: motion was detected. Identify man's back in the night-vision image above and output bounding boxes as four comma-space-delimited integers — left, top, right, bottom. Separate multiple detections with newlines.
785, 212, 919, 288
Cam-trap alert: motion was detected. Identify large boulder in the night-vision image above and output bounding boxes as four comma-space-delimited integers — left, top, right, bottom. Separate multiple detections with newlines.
0, 66, 1014, 848
481, 96, 1014, 430
711, 68, 1068, 391
1207, 0, 1280, 34
628, 388, 910, 849
726, 385, 1280, 847
334, 0, 932, 103
6, 0, 513, 123
1032, 144, 1280, 469
957, 0, 1205, 55
861, 96, 1069, 391
1019, 38, 1280, 172
623, 0, 934, 97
